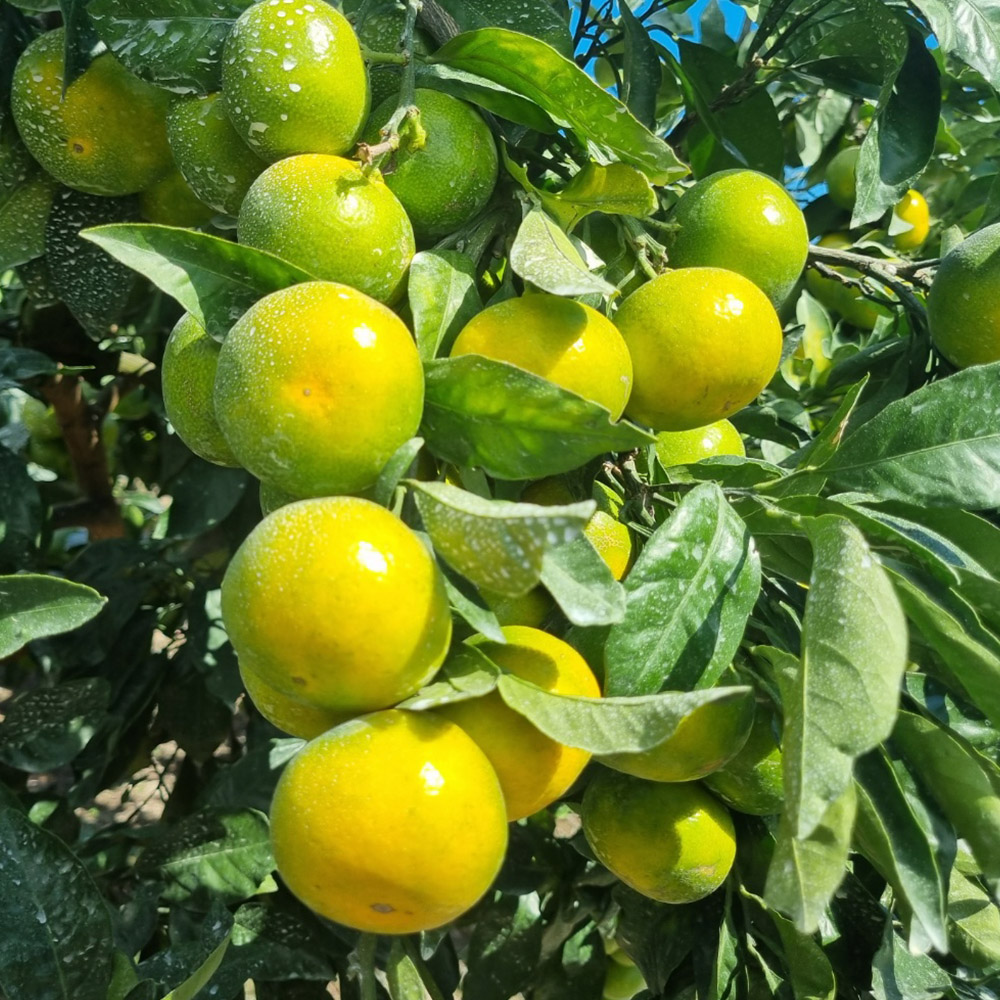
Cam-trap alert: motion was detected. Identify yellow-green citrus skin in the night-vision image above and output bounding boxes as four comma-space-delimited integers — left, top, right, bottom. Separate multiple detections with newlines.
238, 154, 415, 304
240, 660, 351, 739
221, 497, 452, 713
703, 703, 784, 815
655, 419, 745, 468
166, 92, 266, 216
161, 314, 240, 467
214, 281, 423, 497
603, 959, 646, 1000
616, 267, 782, 432
364, 89, 498, 241
826, 146, 859, 210
582, 771, 736, 904
140, 169, 215, 228
928, 223, 1000, 368
892, 188, 930, 253
11, 29, 172, 196
450, 294, 633, 419
222, 0, 369, 162
598, 693, 754, 782
667, 169, 808, 307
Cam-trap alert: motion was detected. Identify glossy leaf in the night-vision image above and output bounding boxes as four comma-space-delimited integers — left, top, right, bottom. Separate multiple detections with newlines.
432, 28, 687, 183
432, 0, 573, 55
0, 573, 106, 658
161, 935, 231, 1000
765, 783, 857, 934
946, 867, 1000, 969
497, 676, 753, 754
785, 517, 906, 840
910, 0, 1000, 90
820, 363, 1000, 508
81, 224, 315, 341
139, 809, 275, 905
853, 750, 949, 954
0, 806, 115, 1000
770, 913, 836, 1000
462, 893, 543, 1000
544, 162, 658, 232
440, 570, 506, 643
539, 536, 626, 627
893, 710, 1000, 897
603, 483, 761, 696
408, 250, 482, 362
410, 479, 594, 596
510, 207, 616, 297
88, 0, 245, 94
398, 646, 501, 711
373, 437, 424, 508
870, 916, 951, 1000
619, 2, 661, 128
421, 356, 654, 480
852, 15, 941, 226
0, 447, 41, 572
386, 940, 424, 1000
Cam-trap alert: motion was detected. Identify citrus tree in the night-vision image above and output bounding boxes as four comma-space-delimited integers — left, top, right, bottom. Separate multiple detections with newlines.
2, 0, 1000, 998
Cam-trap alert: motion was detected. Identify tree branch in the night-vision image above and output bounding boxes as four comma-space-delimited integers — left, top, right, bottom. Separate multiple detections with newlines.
806, 244, 928, 317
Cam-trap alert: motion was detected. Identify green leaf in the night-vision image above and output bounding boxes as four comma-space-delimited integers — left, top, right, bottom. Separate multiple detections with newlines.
852, 11, 941, 226
770, 912, 837, 1000
496, 677, 753, 755
80, 224, 315, 341
440, 569, 506, 643
432, 28, 687, 184
870, 915, 951, 1000
786, 377, 868, 471
421, 355, 654, 480
462, 892, 543, 1000
398, 645, 501, 711
160, 934, 231, 1000
0, 677, 109, 772
0, 573, 106, 658
46, 188, 139, 338
892, 710, 1000, 898
0, 346, 59, 387
0, 172, 55, 270
853, 750, 949, 954
386, 940, 424, 1000
0, 445, 41, 571
139, 808, 275, 905
432, 0, 573, 56
604, 483, 761, 696
909, 0, 1000, 91
539, 536, 626, 627
544, 163, 658, 232
889, 566, 1000, 730
410, 479, 593, 596
620, 2, 662, 129
785, 517, 907, 840
88, 0, 246, 95
510, 207, 616, 297
764, 783, 858, 934
946, 866, 1000, 969
0, 806, 115, 1000
409, 250, 482, 362
374, 437, 424, 508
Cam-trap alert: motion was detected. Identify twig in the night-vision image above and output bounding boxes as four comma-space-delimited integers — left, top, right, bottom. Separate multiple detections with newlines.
806, 244, 929, 316
356, 934, 378, 1000
415, 0, 459, 45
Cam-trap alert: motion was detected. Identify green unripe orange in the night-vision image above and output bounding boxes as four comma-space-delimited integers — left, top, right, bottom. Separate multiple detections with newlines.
214, 281, 423, 497
222, 0, 369, 161
804, 233, 887, 331
140, 169, 215, 228
667, 169, 808, 306
166, 92, 266, 216
826, 146, 859, 210
364, 89, 498, 241
238, 154, 415, 304
11, 29, 172, 196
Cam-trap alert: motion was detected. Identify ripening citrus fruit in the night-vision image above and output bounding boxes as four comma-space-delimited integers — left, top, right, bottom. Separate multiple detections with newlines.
214, 281, 423, 496
270, 710, 508, 933
598, 691, 754, 782
438, 626, 600, 821
667, 169, 808, 306
804, 233, 888, 330
161, 314, 240, 468
258, 479, 302, 517
221, 496, 452, 713
11, 29, 172, 196
655, 419, 745, 468
364, 89, 498, 241
521, 478, 632, 580
581, 770, 736, 904
892, 189, 930, 252
139, 169, 215, 228
450, 294, 633, 418
603, 959, 646, 1000
928, 223, 1000, 367
166, 92, 266, 216
826, 146, 859, 210
222, 0, 369, 162
238, 154, 414, 304
616, 268, 782, 432
480, 586, 553, 628
240, 660, 351, 739
702, 701, 784, 815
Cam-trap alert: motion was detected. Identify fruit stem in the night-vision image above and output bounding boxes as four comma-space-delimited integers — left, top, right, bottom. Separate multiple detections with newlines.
402, 937, 449, 1000
620, 216, 667, 280
361, 47, 409, 66
356, 933, 378, 1000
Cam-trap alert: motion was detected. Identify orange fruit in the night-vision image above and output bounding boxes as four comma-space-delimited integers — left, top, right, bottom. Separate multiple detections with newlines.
804, 233, 888, 331
826, 146, 859, 210
139, 169, 215, 228
240, 660, 351, 739
892, 189, 930, 253
270, 710, 508, 933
